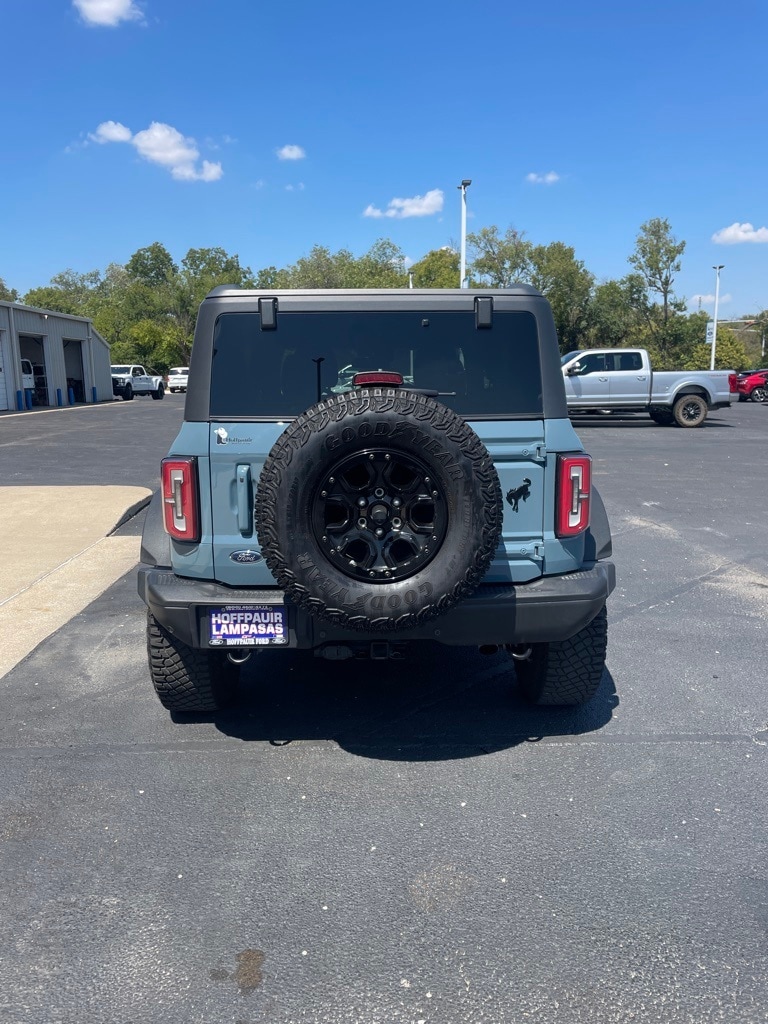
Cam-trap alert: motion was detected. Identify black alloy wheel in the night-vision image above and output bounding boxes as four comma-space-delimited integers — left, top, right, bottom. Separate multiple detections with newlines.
673, 394, 707, 427
311, 448, 448, 584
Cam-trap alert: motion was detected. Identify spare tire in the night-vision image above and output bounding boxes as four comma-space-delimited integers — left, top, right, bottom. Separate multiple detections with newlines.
255, 389, 503, 632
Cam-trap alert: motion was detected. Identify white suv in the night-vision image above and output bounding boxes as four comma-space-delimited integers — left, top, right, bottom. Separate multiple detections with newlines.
166, 367, 189, 393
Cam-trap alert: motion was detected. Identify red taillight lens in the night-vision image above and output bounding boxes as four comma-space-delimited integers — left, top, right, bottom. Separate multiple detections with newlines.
161, 457, 200, 542
352, 371, 404, 387
556, 454, 591, 538
728, 374, 739, 393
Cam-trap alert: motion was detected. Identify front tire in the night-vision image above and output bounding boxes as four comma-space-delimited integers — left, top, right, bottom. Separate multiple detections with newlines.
122, 384, 134, 401
147, 613, 238, 712
673, 394, 707, 427
514, 606, 608, 706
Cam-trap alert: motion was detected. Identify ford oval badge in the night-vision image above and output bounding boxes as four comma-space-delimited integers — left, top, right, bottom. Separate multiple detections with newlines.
230, 549, 263, 564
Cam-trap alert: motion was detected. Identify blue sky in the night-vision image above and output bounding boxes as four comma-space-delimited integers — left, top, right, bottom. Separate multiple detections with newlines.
2, 0, 766, 317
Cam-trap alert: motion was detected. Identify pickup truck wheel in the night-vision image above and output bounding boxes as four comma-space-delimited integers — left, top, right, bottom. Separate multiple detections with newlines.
256, 389, 503, 633
649, 408, 674, 426
750, 386, 767, 403
147, 613, 237, 712
673, 394, 707, 427
151, 384, 165, 400
513, 606, 608, 706
122, 384, 134, 401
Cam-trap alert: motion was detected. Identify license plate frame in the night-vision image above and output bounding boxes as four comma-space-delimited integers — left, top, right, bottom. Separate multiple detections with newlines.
207, 605, 288, 647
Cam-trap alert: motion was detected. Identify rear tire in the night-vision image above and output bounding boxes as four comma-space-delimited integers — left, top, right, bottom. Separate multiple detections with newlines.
147, 613, 238, 712
514, 606, 608, 706
152, 384, 165, 401
673, 394, 707, 427
750, 386, 767, 403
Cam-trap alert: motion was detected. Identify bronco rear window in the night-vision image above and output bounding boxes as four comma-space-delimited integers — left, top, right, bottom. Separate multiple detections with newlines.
210, 310, 543, 419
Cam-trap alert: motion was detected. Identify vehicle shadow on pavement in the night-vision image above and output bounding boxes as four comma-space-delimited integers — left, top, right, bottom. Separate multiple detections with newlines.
572, 415, 734, 429
189, 645, 619, 761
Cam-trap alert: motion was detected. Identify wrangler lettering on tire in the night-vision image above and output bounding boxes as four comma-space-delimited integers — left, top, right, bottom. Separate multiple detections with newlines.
255, 389, 503, 633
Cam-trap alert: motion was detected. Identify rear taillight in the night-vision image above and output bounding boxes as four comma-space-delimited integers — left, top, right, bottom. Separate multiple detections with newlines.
728, 374, 739, 393
556, 454, 591, 538
161, 457, 200, 542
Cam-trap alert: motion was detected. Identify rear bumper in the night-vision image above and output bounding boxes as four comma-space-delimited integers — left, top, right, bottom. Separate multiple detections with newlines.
138, 562, 616, 650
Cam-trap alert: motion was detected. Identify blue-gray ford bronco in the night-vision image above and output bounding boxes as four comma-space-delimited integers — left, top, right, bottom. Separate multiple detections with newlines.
138, 287, 616, 712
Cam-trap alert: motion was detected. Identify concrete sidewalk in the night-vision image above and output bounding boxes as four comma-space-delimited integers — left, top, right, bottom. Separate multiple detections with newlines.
0, 486, 152, 678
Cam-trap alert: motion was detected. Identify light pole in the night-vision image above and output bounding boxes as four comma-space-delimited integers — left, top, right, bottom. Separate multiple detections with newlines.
711, 265, 724, 371
458, 179, 471, 288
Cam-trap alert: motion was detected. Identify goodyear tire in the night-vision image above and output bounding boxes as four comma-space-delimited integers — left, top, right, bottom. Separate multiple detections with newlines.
514, 606, 608, 706
255, 389, 503, 632
673, 394, 707, 427
147, 613, 237, 712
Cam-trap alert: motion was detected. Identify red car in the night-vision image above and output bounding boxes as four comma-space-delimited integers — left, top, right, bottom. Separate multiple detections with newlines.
735, 369, 768, 402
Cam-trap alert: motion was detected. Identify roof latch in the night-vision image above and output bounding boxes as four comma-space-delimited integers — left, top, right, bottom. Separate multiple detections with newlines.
475, 296, 493, 329
259, 297, 277, 330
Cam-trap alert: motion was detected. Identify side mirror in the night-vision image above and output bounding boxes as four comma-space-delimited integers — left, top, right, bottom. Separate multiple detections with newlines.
566, 362, 582, 376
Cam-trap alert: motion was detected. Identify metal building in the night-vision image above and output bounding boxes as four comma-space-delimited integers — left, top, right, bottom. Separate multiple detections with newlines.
0, 301, 113, 411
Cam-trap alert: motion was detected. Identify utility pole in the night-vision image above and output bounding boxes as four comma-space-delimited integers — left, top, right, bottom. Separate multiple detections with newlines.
458, 179, 471, 288
711, 265, 724, 371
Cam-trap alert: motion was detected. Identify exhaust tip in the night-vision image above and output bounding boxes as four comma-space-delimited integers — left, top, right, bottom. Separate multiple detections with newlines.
227, 650, 252, 665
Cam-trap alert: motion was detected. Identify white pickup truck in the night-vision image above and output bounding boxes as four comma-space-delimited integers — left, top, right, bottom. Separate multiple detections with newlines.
111, 365, 165, 402
561, 348, 736, 427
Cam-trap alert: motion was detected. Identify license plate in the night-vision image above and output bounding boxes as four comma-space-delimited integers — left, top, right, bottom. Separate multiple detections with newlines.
208, 605, 288, 647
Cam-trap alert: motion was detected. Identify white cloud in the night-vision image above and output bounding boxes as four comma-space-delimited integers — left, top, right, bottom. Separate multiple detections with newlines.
688, 293, 732, 308
88, 120, 223, 182
712, 222, 768, 244
277, 144, 306, 161
73, 0, 143, 27
89, 120, 132, 143
285, 182, 305, 191
526, 171, 560, 185
363, 188, 444, 219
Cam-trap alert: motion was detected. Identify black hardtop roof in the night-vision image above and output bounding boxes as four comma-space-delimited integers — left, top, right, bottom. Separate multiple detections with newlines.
204, 285, 544, 301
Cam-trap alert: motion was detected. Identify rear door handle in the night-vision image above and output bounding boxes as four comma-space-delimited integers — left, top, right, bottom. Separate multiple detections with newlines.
236, 464, 252, 534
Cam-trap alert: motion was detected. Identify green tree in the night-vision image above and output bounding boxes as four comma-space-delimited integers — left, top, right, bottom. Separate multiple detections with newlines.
467, 226, 532, 287
628, 218, 686, 326
682, 328, 749, 372
410, 248, 459, 288
348, 239, 407, 288
282, 240, 407, 289
126, 243, 178, 287
587, 277, 645, 348
0, 277, 18, 301
24, 269, 101, 315
529, 242, 594, 351
254, 265, 290, 289
284, 245, 356, 288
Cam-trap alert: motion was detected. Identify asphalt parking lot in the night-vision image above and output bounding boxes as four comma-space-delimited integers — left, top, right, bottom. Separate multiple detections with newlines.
0, 396, 766, 1023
